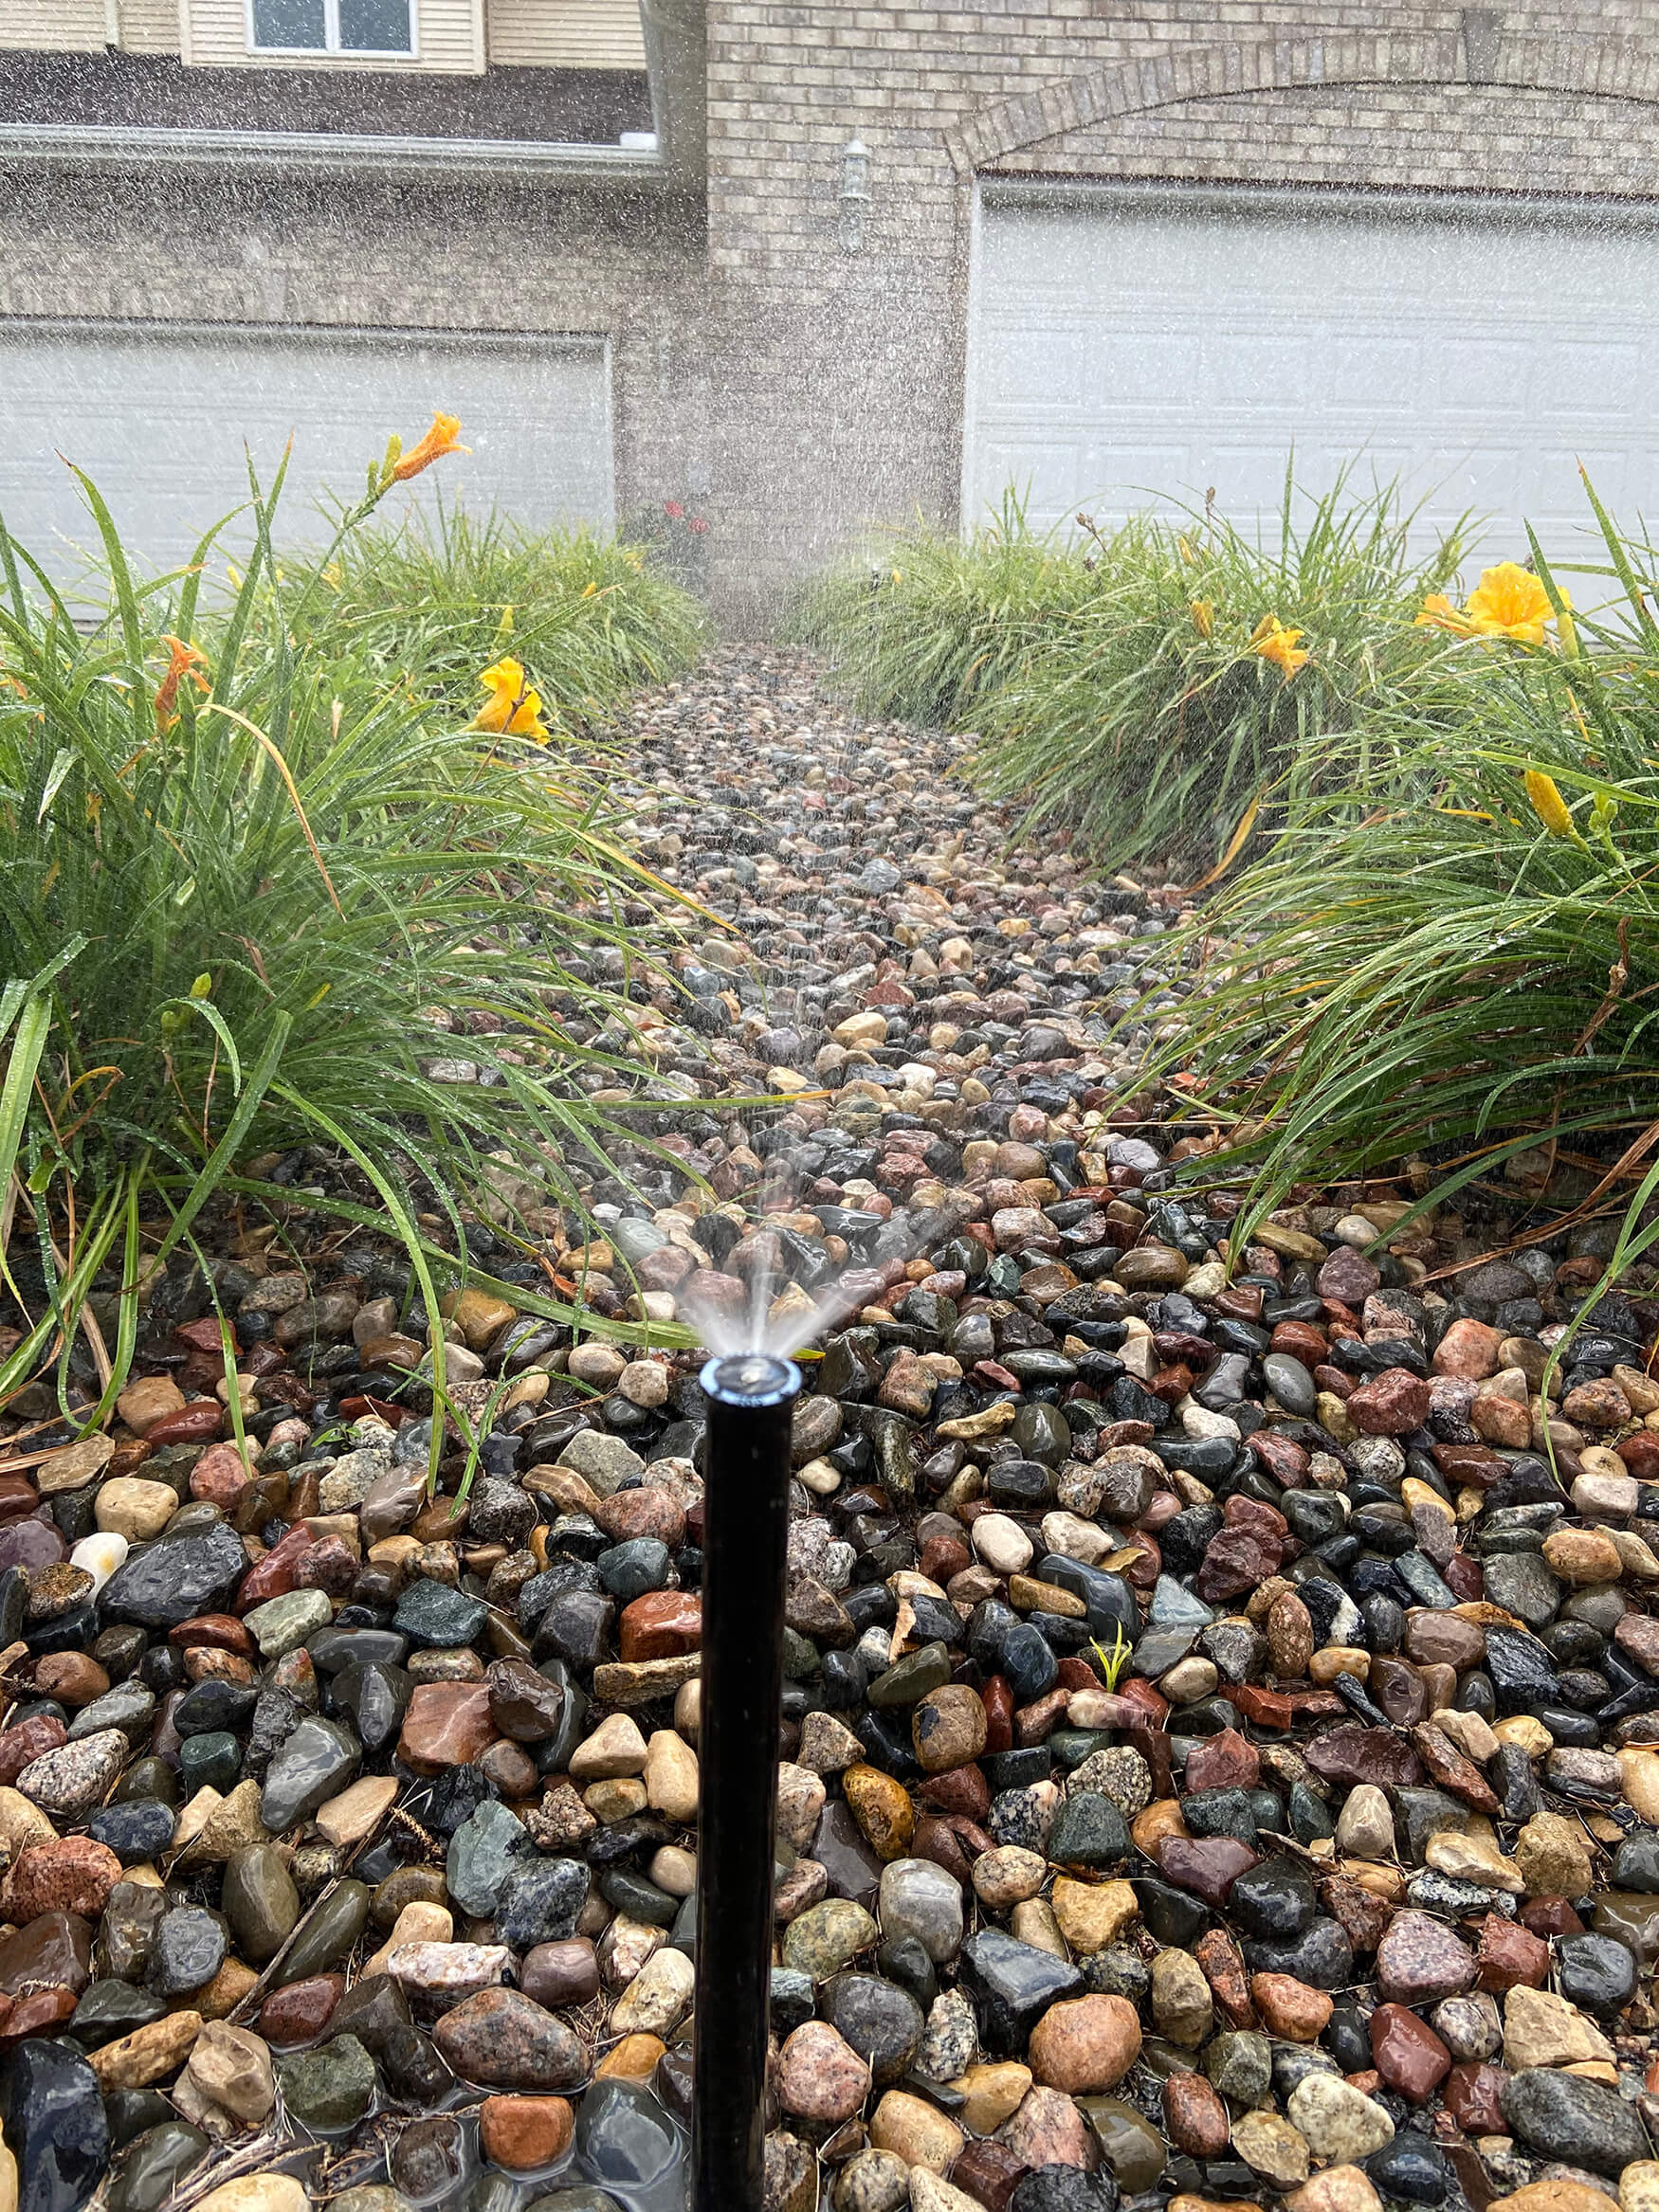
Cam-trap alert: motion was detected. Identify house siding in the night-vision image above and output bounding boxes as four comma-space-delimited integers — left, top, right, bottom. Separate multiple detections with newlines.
485, 0, 645, 71
8, 4, 1659, 622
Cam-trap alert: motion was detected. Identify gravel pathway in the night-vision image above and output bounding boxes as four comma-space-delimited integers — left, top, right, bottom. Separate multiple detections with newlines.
2, 646, 1658, 2212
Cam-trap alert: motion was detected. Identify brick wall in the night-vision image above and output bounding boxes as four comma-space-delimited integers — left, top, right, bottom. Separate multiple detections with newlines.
9, 5, 1659, 622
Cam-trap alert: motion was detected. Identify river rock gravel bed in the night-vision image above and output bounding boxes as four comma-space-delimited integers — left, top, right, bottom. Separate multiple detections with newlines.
1, 647, 1659, 2212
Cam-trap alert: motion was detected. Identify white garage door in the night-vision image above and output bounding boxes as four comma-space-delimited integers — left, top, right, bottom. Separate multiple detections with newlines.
0, 321, 614, 587
965, 184, 1659, 564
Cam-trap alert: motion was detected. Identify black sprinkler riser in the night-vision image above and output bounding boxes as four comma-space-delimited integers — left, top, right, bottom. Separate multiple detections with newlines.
692, 1351, 802, 2212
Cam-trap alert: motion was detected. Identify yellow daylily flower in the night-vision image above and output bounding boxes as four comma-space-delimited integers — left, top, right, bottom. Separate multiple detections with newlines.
1190, 599, 1214, 640
1523, 769, 1579, 840
1249, 614, 1308, 680
474, 658, 548, 743
392, 412, 469, 482
1465, 562, 1553, 645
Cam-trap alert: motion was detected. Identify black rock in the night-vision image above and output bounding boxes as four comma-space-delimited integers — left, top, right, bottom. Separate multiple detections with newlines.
5, 2039, 110, 2212
99, 1523, 246, 1630
818, 1971, 925, 2084
958, 1929, 1084, 2054
1557, 1931, 1638, 2015
1366, 2133, 1449, 2204
1499, 2067, 1650, 2175
1228, 1856, 1317, 1939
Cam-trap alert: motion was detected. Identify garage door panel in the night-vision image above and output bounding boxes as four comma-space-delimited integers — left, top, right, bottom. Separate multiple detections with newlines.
0, 321, 613, 588
966, 191, 1659, 563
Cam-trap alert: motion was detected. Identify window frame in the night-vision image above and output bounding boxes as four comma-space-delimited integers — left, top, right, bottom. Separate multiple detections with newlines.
246, 0, 418, 62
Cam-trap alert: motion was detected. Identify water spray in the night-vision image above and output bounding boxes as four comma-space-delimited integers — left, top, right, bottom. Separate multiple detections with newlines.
692, 1349, 802, 2212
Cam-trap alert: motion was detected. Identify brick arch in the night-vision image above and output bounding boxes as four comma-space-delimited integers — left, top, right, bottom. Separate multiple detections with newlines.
944, 27, 1659, 176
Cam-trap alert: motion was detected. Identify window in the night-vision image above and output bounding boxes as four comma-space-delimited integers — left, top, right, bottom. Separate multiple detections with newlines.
248, 0, 412, 54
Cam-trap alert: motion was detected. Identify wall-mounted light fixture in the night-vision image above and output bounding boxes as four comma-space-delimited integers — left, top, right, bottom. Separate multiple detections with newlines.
839, 136, 870, 253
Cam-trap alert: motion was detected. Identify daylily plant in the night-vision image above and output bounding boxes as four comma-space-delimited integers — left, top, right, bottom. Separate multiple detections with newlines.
1416, 561, 1573, 650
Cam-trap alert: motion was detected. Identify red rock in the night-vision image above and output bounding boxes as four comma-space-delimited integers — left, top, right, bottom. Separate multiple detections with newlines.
918, 1764, 991, 1821
1474, 1912, 1549, 1991
617, 1590, 701, 1662
1346, 1368, 1431, 1435
982, 1676, 1015, 1756
169, 1613, 257, 1656
396, 1682, 498, 1773
0, 1986, 77, 2046
1431, 1320, 1505, 1380
1184, 1727, 1258, 1794
1164, 2069, 1231, 2154
1224, 1683, 1295, 1731
1157, 1835, 1258, 1906
1412, 1723, 1500, 1813
1195, 1527, 1283, 1604
1376, 1911, 1476, 2003
0, 1716, 65, 1787
260, 1973, 344, 2045
1443, 2058, 1507, 2134
1194, 1926, 1257, 2027
912, 1814, 975, 1894
189, 1441, 252, 1507
997, 2082, 1095, 2167
142, 1401, 224, 1446
1252, 1973, 1333, 2041
1249, 1432, 1309, 1484
1441, 1553, 1484, 1602
294, 1536, 357, 1597
235, 1523, 313, 1609
1304, 1726, 1423, 1789
479, 2094, 575, 2170
0, 1913, 91, 1998
1224, 1495, 1288, 1537
1320, 1875, 1394, 1956
1314, 1366, 1355, 1400
1617, 1431, 1659, 1480
951, 2140, 1031, 2212
1318, 1247, 1381, 1304
594, 1489, 685, 1550
1520, 1896, 1584, 1938
1431, 1443, 1505, 1485
1270, 1321, 1329, 1364
1370, 2002, 1452, 2101
0, 1840, 120, 1925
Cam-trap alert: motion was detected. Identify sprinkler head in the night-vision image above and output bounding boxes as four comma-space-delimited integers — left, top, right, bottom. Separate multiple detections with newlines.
701, 1351, 799, 1405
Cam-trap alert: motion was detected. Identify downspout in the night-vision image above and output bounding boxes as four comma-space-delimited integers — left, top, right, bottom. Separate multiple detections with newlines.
638, 0, 706, 191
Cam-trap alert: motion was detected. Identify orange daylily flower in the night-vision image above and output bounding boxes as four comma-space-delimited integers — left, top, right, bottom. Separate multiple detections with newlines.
154, 634, 210, 729
392, 412, 469, 482
1249, 613, 1308, 680
1413, 592, 1480, 639
474, 657, 548, 743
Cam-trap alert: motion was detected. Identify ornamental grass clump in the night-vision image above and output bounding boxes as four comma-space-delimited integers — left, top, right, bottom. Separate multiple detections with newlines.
800, 471, 1469, 875
967, 472, 1471, 874
793, 491, 1102, 730
0, 434, 689, 1435
1143, 479, 1659, 1222
284, 502, 705, 738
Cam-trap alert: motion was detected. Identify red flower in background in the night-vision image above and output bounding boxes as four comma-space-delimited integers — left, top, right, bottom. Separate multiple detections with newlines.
688, 517, 709, 535
664, 499, 684, 519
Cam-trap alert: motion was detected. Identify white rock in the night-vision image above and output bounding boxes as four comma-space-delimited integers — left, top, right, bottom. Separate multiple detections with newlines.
971, 1513, 1032, 1576
68, 1531, 127, 1595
